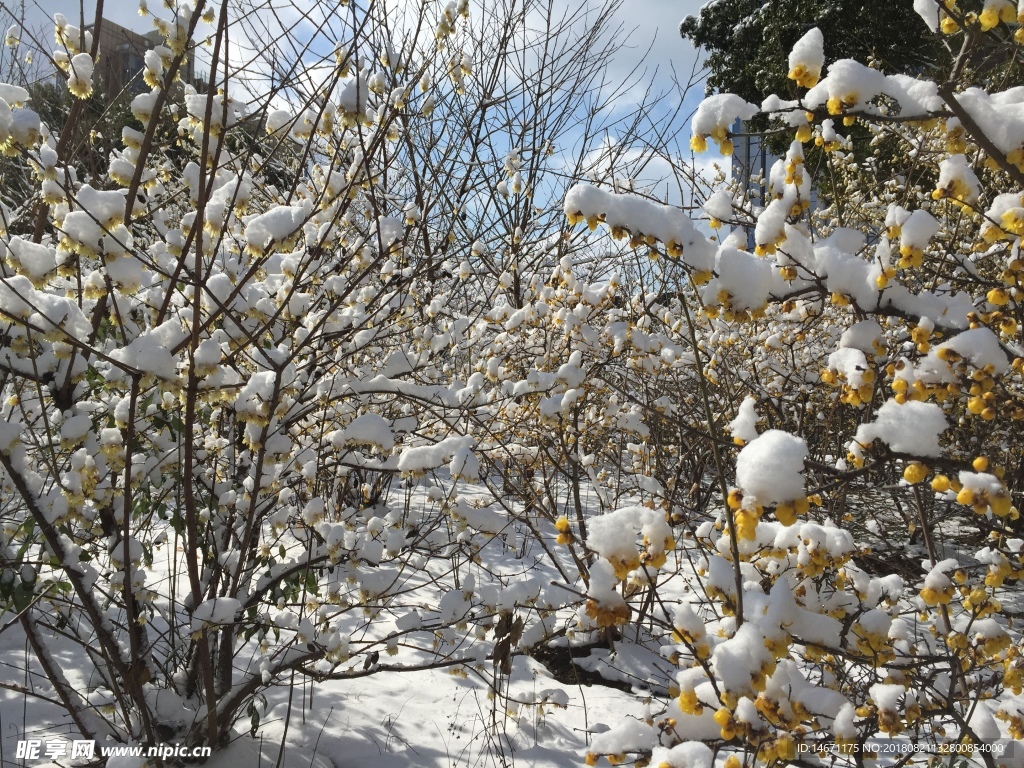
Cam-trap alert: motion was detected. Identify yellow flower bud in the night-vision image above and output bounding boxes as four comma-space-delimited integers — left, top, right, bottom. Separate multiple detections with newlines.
903, 463, 928, 484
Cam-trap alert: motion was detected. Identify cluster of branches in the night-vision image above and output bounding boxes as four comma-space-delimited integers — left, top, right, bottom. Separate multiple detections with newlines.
0, 0, 710, 759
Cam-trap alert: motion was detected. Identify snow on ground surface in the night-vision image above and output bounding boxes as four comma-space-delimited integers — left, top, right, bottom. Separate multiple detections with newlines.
0, 477, 655, 768
0, 473, 1019, 768
243, 659, 646, 768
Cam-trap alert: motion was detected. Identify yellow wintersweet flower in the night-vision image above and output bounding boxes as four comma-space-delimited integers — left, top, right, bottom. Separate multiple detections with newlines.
787, 64, 819, 89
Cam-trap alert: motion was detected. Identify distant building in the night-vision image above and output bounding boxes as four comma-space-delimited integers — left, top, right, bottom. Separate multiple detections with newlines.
731, 120, 819, 248
89, 18, 196, 96
730, 119, 779, 248
731, 119, 777, 203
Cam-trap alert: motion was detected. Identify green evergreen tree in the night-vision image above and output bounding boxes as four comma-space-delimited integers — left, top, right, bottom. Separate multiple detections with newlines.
680, 0, 946, 105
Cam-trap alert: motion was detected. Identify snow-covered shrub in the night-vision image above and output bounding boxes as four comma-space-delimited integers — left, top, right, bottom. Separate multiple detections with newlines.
4, 0, 1024, 764
563, 2, 1024, 765
0, 0, 698, 756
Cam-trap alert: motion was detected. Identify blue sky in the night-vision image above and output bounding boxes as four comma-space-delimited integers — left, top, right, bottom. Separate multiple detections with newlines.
5, 0, 724, 200
12, 0, 707, 96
